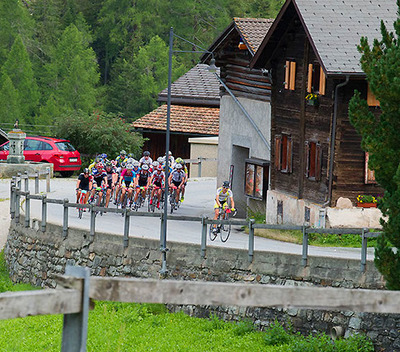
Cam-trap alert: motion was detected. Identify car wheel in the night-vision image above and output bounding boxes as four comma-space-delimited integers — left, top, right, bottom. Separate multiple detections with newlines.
60, 171, 74, 178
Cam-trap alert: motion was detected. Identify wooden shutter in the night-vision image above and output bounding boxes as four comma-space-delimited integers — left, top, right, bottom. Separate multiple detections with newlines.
289, 61, 296, 90
365, 152, 377, 184
275, 135, 282, 171
307, 64, 313, 93
315, 143, 322, 181
304, 141, 310, 177
319, 67, 326, 95
287, 136, 293, 173
284, 61, 290, 89
367, 86, 380, 106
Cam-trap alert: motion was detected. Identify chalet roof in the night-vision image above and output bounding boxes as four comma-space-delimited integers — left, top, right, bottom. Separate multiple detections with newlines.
132, 104, 219, 135
157, 64, 220, 107
0, 128, 7, 140
252, 0, 398, 76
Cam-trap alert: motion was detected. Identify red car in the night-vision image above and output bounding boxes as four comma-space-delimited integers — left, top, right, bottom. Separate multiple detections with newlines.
0, 136, 82, 177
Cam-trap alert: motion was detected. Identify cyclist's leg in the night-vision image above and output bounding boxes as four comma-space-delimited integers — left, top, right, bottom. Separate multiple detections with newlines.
76, 189, 81, 203
105, 188, 111, 207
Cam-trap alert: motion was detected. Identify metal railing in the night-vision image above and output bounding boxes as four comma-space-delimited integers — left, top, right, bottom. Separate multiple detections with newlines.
9, 177, 382, 272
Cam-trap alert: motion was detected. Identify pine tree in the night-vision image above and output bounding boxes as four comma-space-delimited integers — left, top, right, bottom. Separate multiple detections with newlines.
348, 4, 400, 290
0, 74, 21, 127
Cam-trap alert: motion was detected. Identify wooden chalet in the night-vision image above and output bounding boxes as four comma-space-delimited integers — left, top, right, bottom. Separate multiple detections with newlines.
250, 0, 395, 225
201, 18, 274, 216
132, 64, 220, 161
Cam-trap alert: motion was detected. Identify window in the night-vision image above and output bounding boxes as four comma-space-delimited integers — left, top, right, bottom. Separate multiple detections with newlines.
244, 159, 269, 200
284, 60, 296, 90
307, 63, 326, 95
56, 141, 75, 151
275, 134, 293, 173
367, 85, 380, 107
0, 142, 9, 151
42, 142, 53, 150
24, 139, 42, 151
305, 141, 322, 181
365, 152, 377, 184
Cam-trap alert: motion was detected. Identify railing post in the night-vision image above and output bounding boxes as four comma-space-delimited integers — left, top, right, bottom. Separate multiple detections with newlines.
15, 185, 20, 224
10, 177, 16, 219
35, 172, 39, 194
198, 157, 202, 177
41, 195, 47, 232
46, 167, 51, 193
61, 265, 90, 352
123, 208, 130, 248
24, 171, 29, 192
90, 204, 95, 240
17, 172, 22, 190
302, 225, 308, 267
25, 191, 30, 228
248, 218, 255, 262
361, 228, 367, 273
63, 198, 69, 239
201, 216, 208, 258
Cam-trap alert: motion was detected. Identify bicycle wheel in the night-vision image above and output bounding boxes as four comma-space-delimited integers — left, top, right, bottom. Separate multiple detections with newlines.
209, 224, 217, 241
220, 213, 231, 242
170, 189, 176, 214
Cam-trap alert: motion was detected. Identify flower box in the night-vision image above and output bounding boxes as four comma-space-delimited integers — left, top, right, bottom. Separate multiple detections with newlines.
307, 99, 319, 106
357, 202, 377, 208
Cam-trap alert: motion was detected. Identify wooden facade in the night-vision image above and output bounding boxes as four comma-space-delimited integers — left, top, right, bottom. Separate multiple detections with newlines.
255, 5, 382, 206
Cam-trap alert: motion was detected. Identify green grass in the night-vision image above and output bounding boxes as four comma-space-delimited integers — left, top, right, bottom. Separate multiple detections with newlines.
0, 251, 374, 351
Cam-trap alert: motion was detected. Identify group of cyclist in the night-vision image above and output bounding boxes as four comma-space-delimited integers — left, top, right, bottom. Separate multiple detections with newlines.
76, 150, 188, 211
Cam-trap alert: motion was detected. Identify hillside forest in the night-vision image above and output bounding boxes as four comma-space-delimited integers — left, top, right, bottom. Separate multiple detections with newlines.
0, 0, 283, 141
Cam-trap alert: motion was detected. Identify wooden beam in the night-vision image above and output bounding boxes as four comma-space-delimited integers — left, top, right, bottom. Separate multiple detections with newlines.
89, 278, 400, 314
0, 289, 82, 320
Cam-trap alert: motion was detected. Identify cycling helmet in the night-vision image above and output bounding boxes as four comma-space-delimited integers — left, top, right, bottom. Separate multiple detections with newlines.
143, 151, 150, 157
175, 163, 183, 170
128, 153, 134, 158
176, 157, 183, 163
126, 163, 133, 169
111, 160, 117, 166
152, 160, 160, 167
127, 157, 135, 164
105, 161, 112, 168
95, 155, 102, 163
222, 181, 230, 188
83, 168, 89, 174
120, 150, 127, 156
156, 165, 163, 171
101, 153, 107, 160
157, 156, 164, 163
141, 164, 149, 171
133, 161, 140, 167
96, 162, 104, 169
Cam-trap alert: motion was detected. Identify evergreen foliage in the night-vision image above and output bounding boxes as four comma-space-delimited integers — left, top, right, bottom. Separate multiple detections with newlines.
348, 2, 400, 289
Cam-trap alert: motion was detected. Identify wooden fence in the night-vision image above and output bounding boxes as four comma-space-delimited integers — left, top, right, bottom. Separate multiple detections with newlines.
0, 265, 398, 352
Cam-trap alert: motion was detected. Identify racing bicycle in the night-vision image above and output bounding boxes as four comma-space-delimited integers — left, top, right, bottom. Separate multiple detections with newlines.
209, 206, 237, 242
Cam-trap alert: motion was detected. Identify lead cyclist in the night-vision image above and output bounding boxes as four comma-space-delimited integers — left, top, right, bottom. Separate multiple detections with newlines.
212, 180, 235, 233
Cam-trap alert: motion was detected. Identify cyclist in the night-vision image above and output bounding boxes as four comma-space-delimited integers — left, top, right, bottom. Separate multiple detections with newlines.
133, 163, 151, 207
118, 163, 135, 207
213, 181, 235, 233
90, 162, 107, 205
76, 168, 92, 205
175, 157, 188, 202
149, 165, 165, 209
104, 161, 118, 208
88, 155, 102, 173
116, 150, 127, 168
139, 151, 153, 168
168, 163, 186, 204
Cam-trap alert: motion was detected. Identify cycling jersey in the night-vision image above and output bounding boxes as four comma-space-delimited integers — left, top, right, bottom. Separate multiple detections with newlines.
105, 168, 116, 187
170, 169, 185, 183
77, 173, 92, 191
121, 168, 134, 183
139, 156, 153, 165
151, 170, 165, 186
216, 187, 233, 203
92, 167, 106, 187
137, 170, 150, 187
115, 155, 127, 168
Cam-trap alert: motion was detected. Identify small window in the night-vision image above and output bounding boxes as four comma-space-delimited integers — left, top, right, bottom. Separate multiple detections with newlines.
56, 141, 75, 151
284, 60, 296, 90
245, 159, 269, 200
305, 141, 322, 181
307, 63, 326, 95
275, 134, 293, 173
42, 142, 53, 150
367, 85, 380, 107
0, 142, 9, 151
24, 139, 42, 151
365, 152, 377, 184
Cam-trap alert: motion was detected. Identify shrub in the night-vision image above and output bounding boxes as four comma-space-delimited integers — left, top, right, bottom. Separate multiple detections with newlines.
264, 320, 293, 346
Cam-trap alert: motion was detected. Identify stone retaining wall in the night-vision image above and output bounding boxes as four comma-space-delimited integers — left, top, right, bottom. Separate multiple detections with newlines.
5, 219, 398, 351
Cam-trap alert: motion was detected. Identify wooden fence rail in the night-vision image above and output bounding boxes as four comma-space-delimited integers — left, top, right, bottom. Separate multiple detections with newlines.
0, 265, 398, 351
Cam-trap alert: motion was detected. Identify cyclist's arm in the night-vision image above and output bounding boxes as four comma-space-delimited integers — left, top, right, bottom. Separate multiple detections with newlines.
76, 179, 81, 190
168, 173, 173, 187
229, 196, 235, 209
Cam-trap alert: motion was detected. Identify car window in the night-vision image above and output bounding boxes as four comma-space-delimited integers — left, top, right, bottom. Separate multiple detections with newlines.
56, 141, 75, 152
24, 139, 43, 151
0, 142, 9, 151
42, 142, 53, 150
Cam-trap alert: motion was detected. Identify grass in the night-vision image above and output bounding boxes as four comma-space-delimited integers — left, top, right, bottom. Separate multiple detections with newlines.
0, 251, 374, 351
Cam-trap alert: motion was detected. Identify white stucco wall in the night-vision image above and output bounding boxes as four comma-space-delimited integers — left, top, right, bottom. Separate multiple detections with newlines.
188, 137, 218, 178
217, 95, 271, 216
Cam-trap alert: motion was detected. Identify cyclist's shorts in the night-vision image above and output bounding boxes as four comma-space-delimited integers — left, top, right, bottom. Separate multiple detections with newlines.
172, 180, 181, 188
153, 181, 162, 188
214, 201, 229, 209
124, 181, 131, 188
137, 180, 147, 188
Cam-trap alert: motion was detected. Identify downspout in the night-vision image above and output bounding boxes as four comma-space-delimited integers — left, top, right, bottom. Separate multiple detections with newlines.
324, 75, 350, 207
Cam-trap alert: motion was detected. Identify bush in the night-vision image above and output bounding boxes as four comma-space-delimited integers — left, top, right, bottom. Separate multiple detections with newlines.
264, 320, 293, 346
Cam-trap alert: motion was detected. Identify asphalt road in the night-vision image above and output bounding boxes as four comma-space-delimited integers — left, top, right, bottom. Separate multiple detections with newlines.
0, 176, 375, 261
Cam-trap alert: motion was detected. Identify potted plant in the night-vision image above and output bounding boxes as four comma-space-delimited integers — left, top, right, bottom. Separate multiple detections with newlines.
356, 194, 378, 208
305, 93, 319, 106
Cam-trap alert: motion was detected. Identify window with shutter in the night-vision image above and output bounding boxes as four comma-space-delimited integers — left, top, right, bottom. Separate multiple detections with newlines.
305, 141, 322, 181
365, 152, 377, 184
284, 60, 296, 90
275, 133, 293, 173
307, 63, 326, 95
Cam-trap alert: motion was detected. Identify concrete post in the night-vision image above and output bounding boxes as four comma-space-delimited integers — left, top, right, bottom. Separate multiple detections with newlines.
248, 218, 255, 262
63, 198, 69, 239
123, 208, 130, 248
24, 171, 29, 192
41, 195, 47, 232
201, 216, 208, 258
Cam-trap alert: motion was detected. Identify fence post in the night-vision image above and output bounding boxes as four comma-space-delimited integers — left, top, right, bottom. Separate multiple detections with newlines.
201, 216, 208, 258
63, 198, 69, 239
35, 172, 39, 194
25, 191, 30, 228
24, 171, 29, 192
248, 218, 255, 262
361, 228, 367, 273
41, 195, 47, 232
302, 225, 308, 267
90, 204, 95, 240
17, 172, 22, 190
15, 185, 20, 224
197, 157, 202, 177
46, 167, 50, 193
10, 178, 16, 219
123, 208, 130, 248
61, 265, 90, 352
